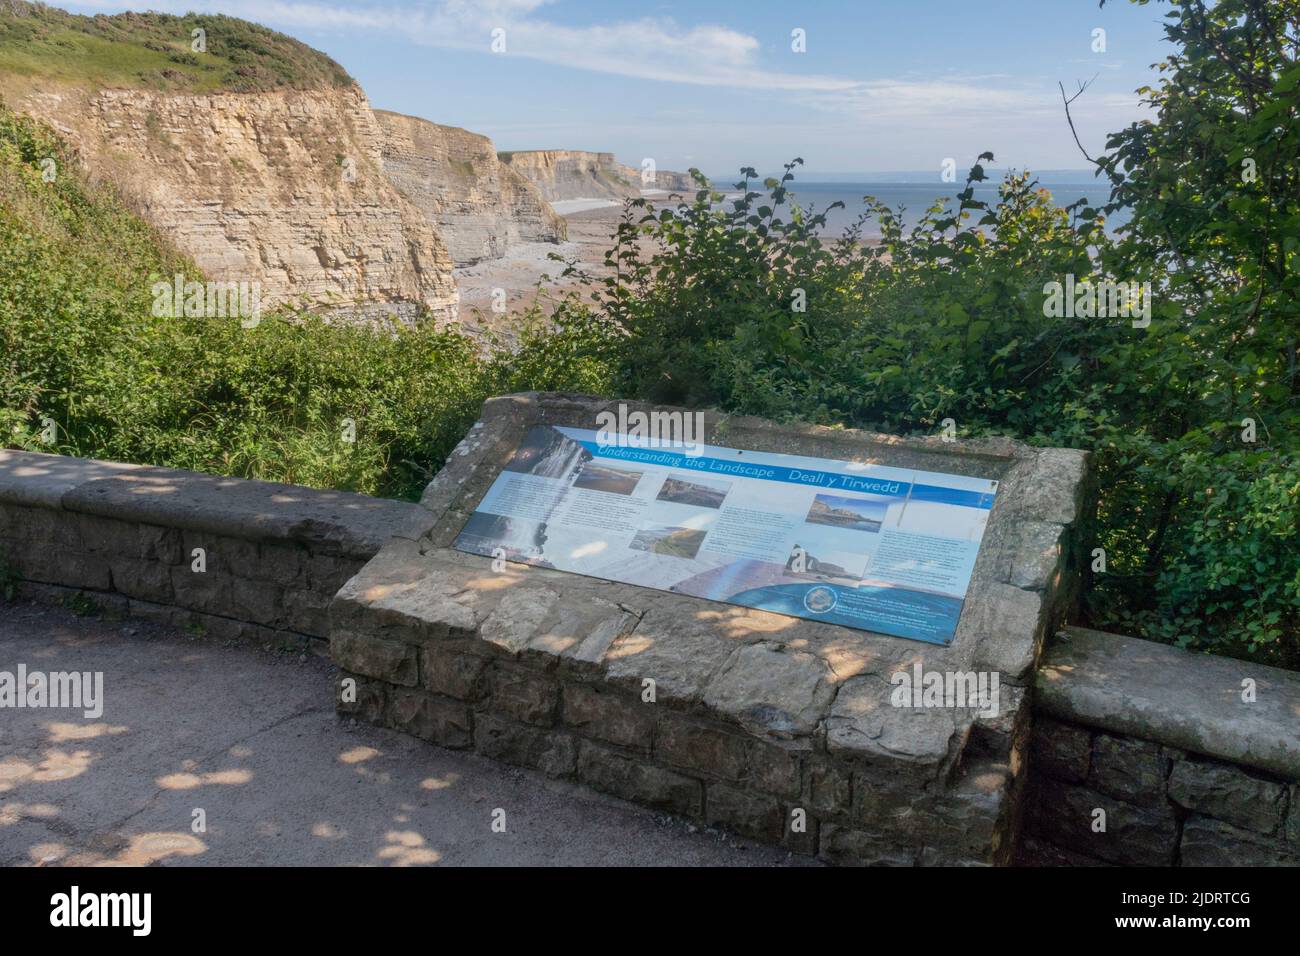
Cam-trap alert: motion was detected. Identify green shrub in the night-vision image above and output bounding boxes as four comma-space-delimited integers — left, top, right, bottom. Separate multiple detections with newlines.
549, 0, 1299, 667
0, 101, 609, 501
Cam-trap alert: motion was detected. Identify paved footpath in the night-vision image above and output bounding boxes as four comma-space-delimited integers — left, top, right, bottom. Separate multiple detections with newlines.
0, 602, 805, 866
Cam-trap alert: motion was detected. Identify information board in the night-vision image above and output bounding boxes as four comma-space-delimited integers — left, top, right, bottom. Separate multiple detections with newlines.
453, 425, 998, 645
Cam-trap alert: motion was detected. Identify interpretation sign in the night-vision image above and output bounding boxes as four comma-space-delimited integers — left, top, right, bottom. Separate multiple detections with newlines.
453, 425, 998, 645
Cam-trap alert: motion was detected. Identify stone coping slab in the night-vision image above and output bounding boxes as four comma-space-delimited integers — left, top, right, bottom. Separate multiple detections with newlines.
0, 449, 433, 558
1037, 626, 1300, 781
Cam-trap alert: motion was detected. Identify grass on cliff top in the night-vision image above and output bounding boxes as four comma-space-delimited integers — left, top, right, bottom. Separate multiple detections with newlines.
0, 1, 354, 92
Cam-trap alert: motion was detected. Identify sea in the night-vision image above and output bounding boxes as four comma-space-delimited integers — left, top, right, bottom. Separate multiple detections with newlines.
697, 173, 1131, 239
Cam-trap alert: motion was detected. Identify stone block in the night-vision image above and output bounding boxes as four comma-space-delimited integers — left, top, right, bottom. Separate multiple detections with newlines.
479, 587, 561, 655
474, 714, 576, 777
604, 610, 737, 707
1179, 816, 1298, 867
912, 758, 1013, 863
107, 556, 173, 603
336, 672, 388, 724
1167, 757, 1287, 835
76, 514, 131, 555
62, 466, 433, 560
387, 688, 472, 749
308, 553, 363, 595
818, 823, 917, 866
1037, 625, 1300, 782
1, 503, 80, 550
748, 741, 802, 800
702, 642, 834, 741
528, 599, 639, 669
1007, 521, 1066, 591
1030, 718, 1092, 783
783, 810, 818, 856
706, 783, 784, 843
330, 631, 418, 686
970, 583, 1046, 680
807, 756, 853, 817
1088, 734, 1169, 807
136, 524, 183, 565
1020, 448, 1088, 526
577, 741, 701, 817
169, 564, 232, 615
230, 576, 284, 627
967, 683, 1028, 762
488, 665, 559, 726
180, 531, 260, 578
422, 642, 490, 700
826, 674, 958, 779
1029, 777, 1177, 866
43, 551, 112, 591
282, 587, 332, 637
561, 684, 655, 753
255, 541, 311, 589
654, 712, 749, 781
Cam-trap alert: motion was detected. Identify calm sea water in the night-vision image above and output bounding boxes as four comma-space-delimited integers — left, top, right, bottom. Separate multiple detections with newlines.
707, 180, 1131, 239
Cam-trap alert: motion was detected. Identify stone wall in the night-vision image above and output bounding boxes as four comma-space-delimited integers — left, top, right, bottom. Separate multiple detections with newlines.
329, 392, 1091, 865
1022, 626, 1300, 866
8, 406, 1297, 867
0, 450, 431, 644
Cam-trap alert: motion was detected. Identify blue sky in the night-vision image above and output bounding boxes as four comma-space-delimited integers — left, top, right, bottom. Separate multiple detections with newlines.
64, 0, 1174, 176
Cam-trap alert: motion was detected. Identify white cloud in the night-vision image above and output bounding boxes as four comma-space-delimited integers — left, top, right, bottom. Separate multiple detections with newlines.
61, 0, 1149, 165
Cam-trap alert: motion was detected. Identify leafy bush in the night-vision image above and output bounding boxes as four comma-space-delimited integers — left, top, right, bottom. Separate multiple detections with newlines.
0, 100, 602, 500
1, 0, 1294, 668
551, 0, 1299, 667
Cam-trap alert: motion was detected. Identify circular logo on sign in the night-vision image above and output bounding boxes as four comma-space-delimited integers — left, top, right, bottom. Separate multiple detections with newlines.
803, 585, 837, 614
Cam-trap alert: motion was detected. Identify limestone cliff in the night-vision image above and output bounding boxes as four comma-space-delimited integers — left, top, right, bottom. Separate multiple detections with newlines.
498, 149, 693, 202
642, 168, 697, 192
375, 110, 565, 267
6, 81, 459, 323
496, 150, 634, 202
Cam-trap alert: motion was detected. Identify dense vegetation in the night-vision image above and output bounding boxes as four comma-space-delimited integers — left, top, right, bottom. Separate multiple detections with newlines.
1, 0, 1296, 666
0, 1, 353, 91
0, 102, 607, 497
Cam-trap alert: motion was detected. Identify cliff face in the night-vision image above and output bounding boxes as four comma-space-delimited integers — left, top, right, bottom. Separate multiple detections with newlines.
8, 82, 458, 323
375, 110, 564, 267
497, 150, 638, 202
498, 149, 693, 202
644, 169, 696, 192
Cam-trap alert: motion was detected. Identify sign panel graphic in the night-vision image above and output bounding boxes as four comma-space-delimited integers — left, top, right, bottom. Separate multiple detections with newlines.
453, 425, 998, 645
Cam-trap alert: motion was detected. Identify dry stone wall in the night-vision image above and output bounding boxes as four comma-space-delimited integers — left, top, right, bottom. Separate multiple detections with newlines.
5, 402, 1295, 867
0, 450, 431, 643
1022, 627, 1300, 866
